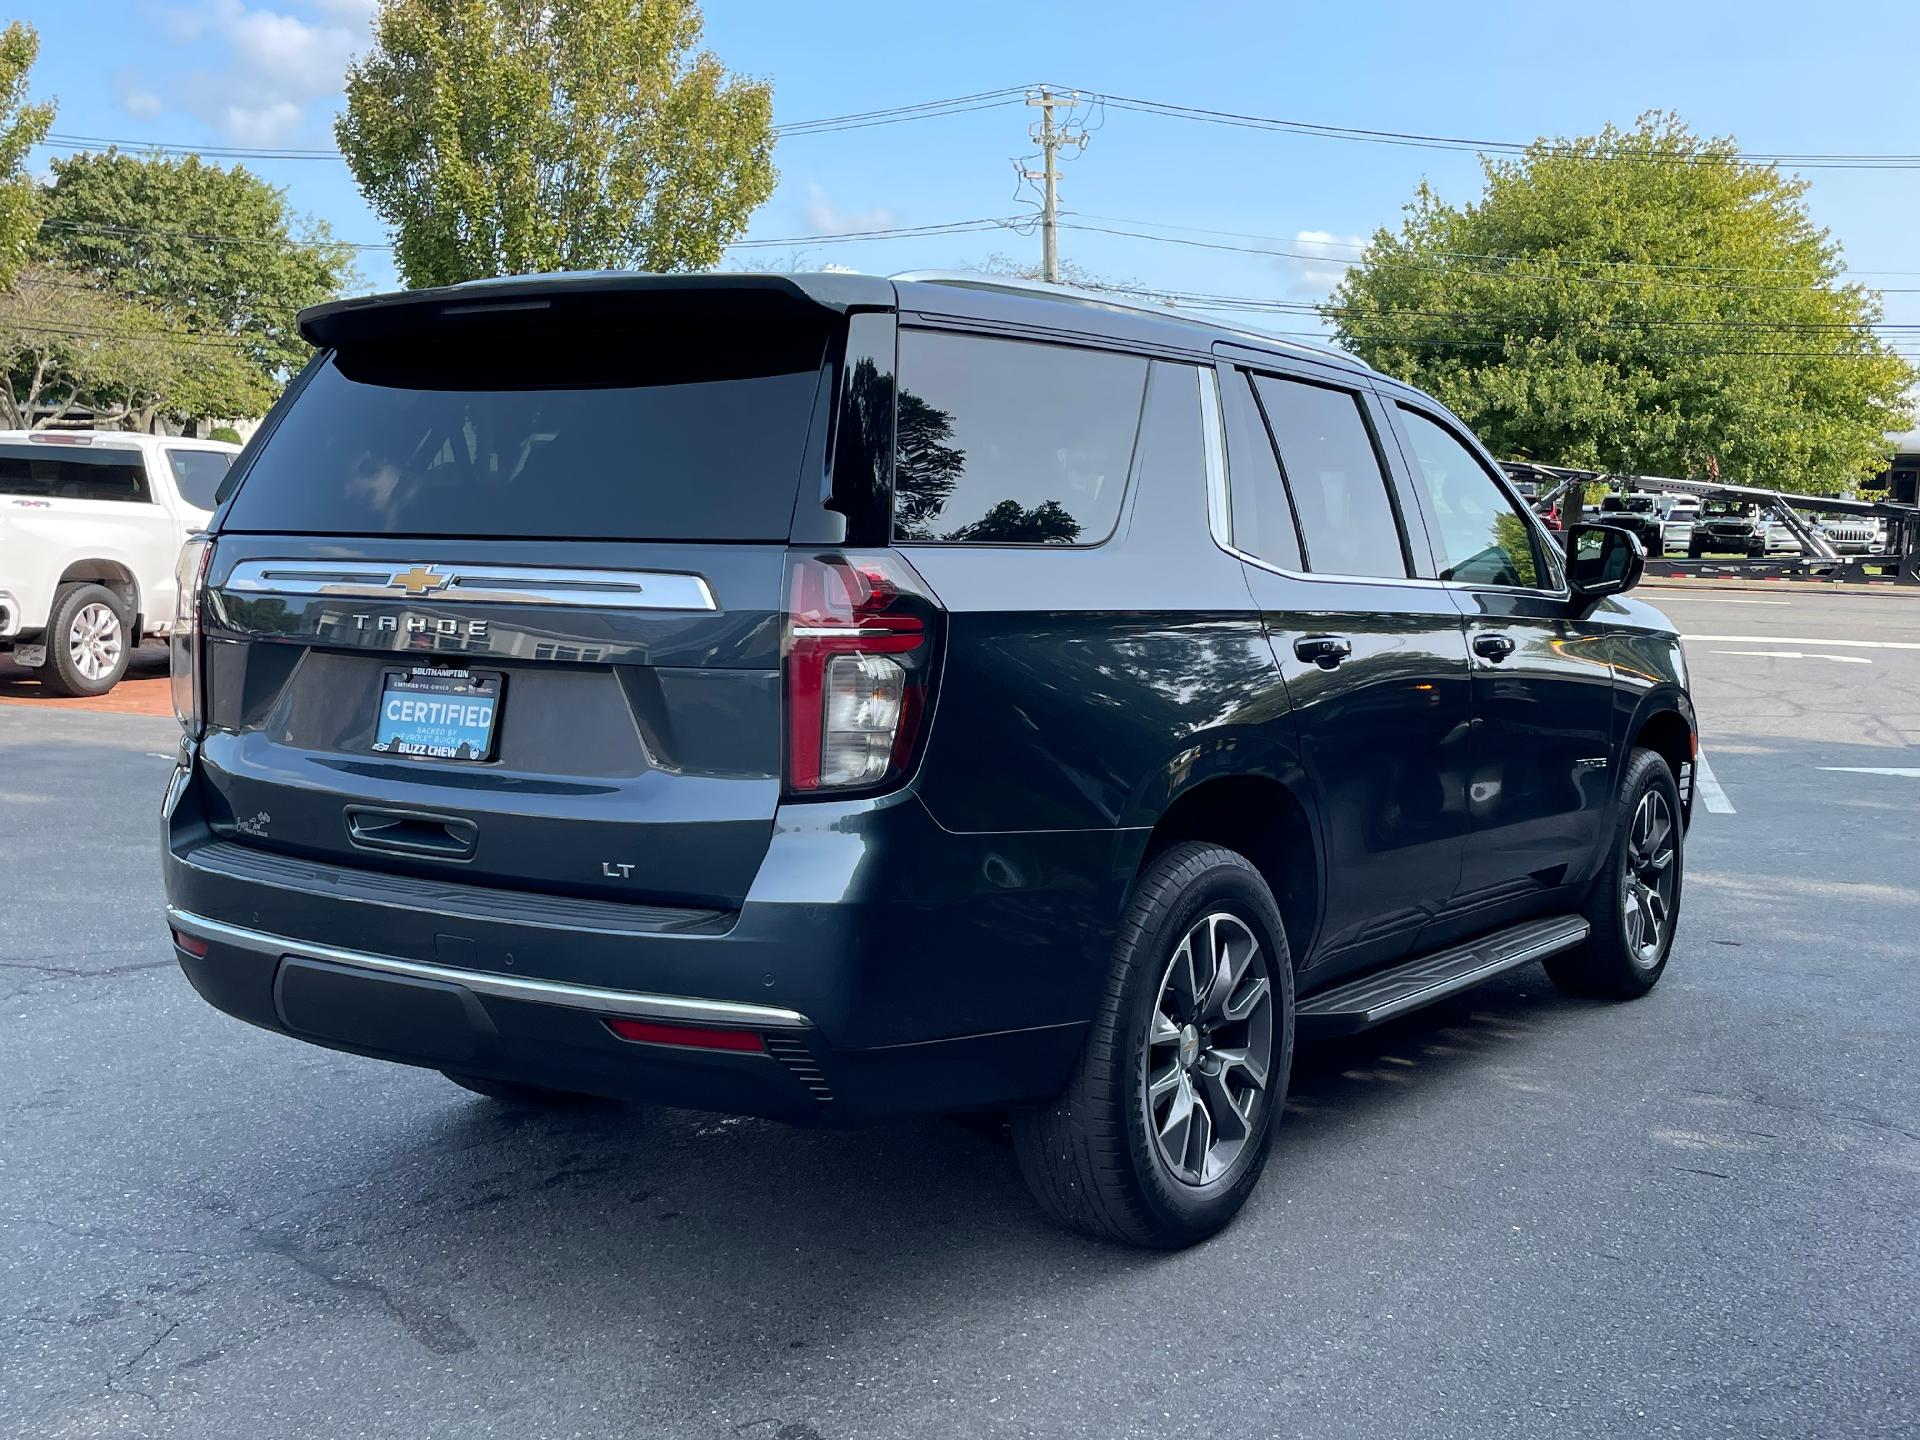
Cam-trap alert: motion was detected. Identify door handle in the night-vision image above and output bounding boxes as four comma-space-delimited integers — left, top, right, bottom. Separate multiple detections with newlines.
345, 806, 478, 860
1473, 632, 1517, 662
1293, 635, 1353, 668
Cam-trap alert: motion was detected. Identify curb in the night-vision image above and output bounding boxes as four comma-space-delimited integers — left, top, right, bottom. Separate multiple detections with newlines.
1641, 578, 1920, 599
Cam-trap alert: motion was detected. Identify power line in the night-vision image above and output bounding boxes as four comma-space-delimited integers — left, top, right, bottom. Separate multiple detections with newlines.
1065, 211, 1920, 284
36, 80, 1920, 170
1078, 89, 1920, 170
37, 214, 1029, 254
29, 89, 1037, 162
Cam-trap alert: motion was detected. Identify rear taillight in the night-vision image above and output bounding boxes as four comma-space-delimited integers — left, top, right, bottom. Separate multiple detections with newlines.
170, 536, 213, 737
783, 551, 941, 796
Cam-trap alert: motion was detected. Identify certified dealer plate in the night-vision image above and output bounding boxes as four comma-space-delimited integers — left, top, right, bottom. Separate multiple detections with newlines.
372, 668, 501, 761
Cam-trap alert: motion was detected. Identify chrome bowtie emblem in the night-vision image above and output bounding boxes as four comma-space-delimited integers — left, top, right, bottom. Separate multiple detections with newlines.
388, 566, 452, 597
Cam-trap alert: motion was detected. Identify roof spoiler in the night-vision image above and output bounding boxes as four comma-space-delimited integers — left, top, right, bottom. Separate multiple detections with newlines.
299, 272, 899, 349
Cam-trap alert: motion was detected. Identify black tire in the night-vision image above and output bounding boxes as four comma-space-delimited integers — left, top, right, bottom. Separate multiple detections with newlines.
1546, 747, 1684, 999
441, 1072, 616, 1107
1686, 543, 1702, 559
1011, 842, 1295, 1249
40, 582, 131, 697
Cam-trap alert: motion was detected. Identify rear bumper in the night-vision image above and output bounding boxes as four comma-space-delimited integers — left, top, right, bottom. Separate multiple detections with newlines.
163, 765, 1141, 1122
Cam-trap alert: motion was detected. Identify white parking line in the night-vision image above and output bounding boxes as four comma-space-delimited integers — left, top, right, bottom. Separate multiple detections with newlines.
1708, 650, 1872, 664
1818, 766, 1920, 779
1685, 633, 1920, 651
1652, 596, 1793, 605
1693, 750, 1736, 814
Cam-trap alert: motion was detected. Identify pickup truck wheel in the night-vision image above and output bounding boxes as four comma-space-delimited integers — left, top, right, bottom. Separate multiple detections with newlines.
1011, 842, 1294, 1248
1547, 747, 1684, 1000
41, 583, 131, 697
441, 1072, 616, 1107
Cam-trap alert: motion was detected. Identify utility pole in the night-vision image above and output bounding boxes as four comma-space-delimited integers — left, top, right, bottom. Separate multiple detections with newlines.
1021, 87, 1087, 284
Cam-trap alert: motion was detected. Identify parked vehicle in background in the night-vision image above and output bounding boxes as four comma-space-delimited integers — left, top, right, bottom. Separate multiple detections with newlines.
1598, 494, 1666, 557
0, 431, 239, 695
160, 271, 1695, 1248
1816, 517, 1884, 554
1658, 496, 1700, 554
1688, 499, 1767, 557
1761, 517, 1804, 555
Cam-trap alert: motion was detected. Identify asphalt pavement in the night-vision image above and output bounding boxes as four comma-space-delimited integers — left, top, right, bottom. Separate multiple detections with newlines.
2, 586, 1915, 1439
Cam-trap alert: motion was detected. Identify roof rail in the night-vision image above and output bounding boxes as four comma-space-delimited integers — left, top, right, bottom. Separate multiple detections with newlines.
890, 270, 1369, 371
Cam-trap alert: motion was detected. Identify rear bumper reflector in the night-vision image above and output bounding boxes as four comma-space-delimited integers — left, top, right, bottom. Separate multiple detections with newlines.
604, 1018, 765, 1052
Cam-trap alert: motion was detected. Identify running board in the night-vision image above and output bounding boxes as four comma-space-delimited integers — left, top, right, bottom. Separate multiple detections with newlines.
1296, 914, 1590, 1037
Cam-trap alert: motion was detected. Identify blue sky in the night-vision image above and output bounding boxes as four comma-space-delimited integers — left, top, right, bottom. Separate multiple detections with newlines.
16, 0, 1920, 347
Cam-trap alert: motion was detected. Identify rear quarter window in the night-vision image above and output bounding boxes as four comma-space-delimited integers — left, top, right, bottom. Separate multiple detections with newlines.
893, 330, 1147, 545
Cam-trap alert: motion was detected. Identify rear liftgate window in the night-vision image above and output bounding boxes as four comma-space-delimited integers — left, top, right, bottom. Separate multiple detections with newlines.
892, 329, 1147, 545
222, 316, 828, 540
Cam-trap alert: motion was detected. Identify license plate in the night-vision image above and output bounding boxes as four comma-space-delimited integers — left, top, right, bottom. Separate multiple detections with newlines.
373, 668, 501, 761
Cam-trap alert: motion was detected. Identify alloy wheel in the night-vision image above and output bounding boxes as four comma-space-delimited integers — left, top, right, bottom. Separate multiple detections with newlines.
1622, 789, 1677, 966
1145, 911, 1275, 1186
68, 602, 123, 682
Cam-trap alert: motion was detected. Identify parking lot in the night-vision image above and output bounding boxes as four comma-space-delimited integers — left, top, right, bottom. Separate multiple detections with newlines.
2, 585, 1915, 1440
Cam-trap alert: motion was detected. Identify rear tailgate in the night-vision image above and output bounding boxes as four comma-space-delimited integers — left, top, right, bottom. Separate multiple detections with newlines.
193, 280, 870, 912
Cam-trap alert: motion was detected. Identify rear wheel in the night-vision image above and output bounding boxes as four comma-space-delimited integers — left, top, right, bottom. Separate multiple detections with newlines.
1547, 747, 1683, 999
1012, 842, 1294, 1248
41, 583, 130, 697
441, 1072, 616, 1107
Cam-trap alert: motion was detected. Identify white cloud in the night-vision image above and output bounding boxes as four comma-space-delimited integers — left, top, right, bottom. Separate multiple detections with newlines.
803, 182, 897, 236
161, 0, 371, 145
1281, 229, 1369, 298
113, 69, 164, 120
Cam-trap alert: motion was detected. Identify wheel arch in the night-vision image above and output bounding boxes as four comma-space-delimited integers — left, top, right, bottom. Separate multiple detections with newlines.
1133, 771, 1322, 969
57, 560, 140, 621
1626, 692, 1697, 824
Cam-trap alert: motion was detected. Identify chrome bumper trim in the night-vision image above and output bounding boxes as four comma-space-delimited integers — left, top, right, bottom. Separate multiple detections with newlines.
165, 906, 810, 1030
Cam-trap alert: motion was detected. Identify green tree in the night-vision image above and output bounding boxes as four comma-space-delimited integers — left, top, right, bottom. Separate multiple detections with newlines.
337, 0, 776, 287
1328, 113, 1916, 495
0, 266, 181, 429
39, 150, 354, 424
0, 22, 55, 289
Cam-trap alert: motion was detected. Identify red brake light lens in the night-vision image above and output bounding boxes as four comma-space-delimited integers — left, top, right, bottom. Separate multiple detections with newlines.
784, 552, 940, 796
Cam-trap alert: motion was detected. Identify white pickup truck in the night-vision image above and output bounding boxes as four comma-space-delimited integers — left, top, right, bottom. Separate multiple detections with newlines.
1, 430, 239, 696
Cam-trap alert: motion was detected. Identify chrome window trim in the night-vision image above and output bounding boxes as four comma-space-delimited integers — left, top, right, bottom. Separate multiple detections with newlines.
166, 907, 811, 1029
1199, 365, 1452, 592
221, 559, 718, 611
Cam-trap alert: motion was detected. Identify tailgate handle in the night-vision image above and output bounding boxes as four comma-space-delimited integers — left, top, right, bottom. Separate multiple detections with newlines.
345, 807, 477, 860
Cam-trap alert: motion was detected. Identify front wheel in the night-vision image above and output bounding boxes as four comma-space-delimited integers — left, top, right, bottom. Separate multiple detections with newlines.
1012, 842, 1294, 1248
1547, 747, 1684, 999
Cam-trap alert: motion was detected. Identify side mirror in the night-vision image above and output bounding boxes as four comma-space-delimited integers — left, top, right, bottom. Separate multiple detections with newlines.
1568, 523, 1645, 600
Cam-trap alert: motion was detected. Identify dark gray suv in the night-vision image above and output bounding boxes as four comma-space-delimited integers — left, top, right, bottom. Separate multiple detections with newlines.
163, 272, 1694, 1247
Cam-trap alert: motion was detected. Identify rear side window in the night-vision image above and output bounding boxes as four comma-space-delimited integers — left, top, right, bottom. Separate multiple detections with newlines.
165, 449, 232, 510
222, 329, 827, 540
1252, 375, 1407, 579
0, 446, 151, 503
893, 330, 1146, 545
1219, 369, 1303, 571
